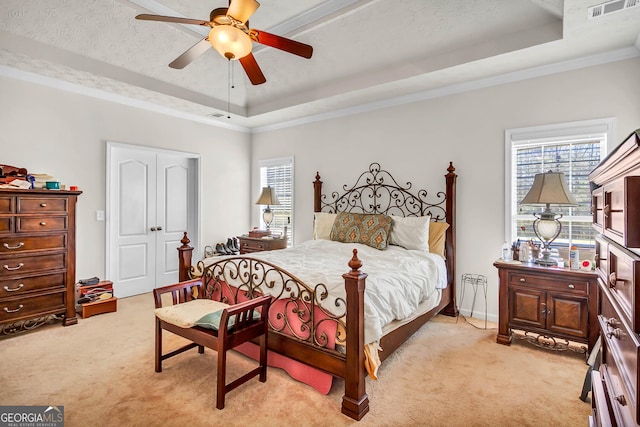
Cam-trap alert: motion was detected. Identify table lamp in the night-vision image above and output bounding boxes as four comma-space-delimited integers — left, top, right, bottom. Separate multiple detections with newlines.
520, 171, 577, 266
255, 186, 280, 230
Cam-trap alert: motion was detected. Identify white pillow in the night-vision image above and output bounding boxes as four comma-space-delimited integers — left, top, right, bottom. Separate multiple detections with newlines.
389, 215, 430, 251
313, 212, 337, 240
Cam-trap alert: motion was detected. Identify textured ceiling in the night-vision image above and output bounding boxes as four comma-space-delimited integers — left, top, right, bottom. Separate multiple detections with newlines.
1, 0, 639, 130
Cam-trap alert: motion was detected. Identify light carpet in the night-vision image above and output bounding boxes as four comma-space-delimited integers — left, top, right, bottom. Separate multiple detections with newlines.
0, 294, 592, 426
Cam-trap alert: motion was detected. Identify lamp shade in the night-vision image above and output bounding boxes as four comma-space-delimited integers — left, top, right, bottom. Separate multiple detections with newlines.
208, 25, 253, 60
255, 187, 280, 206
520, 171, 578, 206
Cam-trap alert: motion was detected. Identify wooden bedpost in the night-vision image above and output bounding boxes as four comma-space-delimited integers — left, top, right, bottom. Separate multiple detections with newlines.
313, 172, 322, 212
177, 232, 194, 282
442, 162, 458, 316
341, 249, 369, 420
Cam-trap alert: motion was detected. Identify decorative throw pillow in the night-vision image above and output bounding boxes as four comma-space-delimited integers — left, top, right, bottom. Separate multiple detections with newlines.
195, 308, 261, 331
429, 221, 450, 259
313, 212, 337, 240
389, 215, 431, 251
330, 212, 393, 250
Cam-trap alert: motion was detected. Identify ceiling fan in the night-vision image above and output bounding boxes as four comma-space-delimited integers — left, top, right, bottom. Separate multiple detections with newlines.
135, 0, 313, 85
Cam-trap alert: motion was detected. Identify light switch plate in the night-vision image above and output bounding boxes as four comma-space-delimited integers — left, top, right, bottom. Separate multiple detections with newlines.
96, 210, 105, 221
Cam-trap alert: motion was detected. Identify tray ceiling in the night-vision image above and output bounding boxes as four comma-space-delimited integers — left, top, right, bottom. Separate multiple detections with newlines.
1, 0, 639, 130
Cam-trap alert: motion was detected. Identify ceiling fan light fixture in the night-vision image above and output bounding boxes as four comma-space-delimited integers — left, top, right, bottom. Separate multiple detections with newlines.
208, 26, 252, 60
227, 0, 260, 24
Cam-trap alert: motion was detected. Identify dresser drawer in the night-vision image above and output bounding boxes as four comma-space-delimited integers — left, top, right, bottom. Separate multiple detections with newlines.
591, 369, 613, 427
17, 197, 68, 214
0, 196, 14, 214
507, 271, 589, 295
595, 235, 609, 282
0, 217, 12, 234
0, 253, 66, 278
599, 364, 638, 426
0, 272, 66, 297
16, 216, 67, 232
0, 234, 67, 254
592, 186, 604, 234
602, 176, 640, 248
0, 291, 66, 323
606, 243, 640, 331
599, 285, 640, 422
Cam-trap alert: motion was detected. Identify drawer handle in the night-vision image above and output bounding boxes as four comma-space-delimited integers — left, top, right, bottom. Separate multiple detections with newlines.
609, 272, 623, 288
40, 221, 47, 226
606, 317, 621, 329
606, 329, 622, 340
568, 284, 575, 289
40, 203, 47, 207
3, 242, 24, 250
519, 277, 526, 282
3, 304, 24, 313
3, 263, 24, 271
3, 284, 24, 292
614, 394, 627, 406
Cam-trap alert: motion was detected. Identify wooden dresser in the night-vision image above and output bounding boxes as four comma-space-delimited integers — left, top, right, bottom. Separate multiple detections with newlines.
0, 189, 82, 334
589, 129, 640, 426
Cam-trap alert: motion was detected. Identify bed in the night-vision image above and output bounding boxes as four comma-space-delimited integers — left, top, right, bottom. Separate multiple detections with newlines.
176, 162, 458, 420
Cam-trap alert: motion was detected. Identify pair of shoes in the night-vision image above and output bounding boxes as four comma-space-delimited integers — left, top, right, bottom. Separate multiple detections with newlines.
215, 243, 228, 255
226, 238, 240, 254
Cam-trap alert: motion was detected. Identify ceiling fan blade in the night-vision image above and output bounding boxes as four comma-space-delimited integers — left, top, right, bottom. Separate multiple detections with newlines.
227, 0, 260, 24
135, 14, 210, 27
169, 38, 212, 69
249, 30, 313, 59
239, 53, 266, 85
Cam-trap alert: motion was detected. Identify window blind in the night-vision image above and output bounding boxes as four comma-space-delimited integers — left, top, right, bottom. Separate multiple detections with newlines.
259, 157, 293, 245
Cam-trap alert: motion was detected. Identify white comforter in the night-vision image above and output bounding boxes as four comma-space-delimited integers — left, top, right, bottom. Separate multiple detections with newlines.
205, 239, 447, 344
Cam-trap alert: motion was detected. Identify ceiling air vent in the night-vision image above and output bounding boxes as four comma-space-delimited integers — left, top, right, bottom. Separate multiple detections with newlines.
207, 113, 225, 118
588, 0, 639, 19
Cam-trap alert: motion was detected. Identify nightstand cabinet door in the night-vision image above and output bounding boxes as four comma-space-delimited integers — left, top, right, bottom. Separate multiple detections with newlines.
509, 286, 545, 330
547, 293, 589, 339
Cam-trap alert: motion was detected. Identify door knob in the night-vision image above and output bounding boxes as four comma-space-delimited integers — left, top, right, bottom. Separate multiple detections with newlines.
157, 226, 162, 231
150, 227, 157, 231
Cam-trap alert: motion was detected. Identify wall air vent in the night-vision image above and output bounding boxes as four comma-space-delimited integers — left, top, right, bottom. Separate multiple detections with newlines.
588, 0, 639, 19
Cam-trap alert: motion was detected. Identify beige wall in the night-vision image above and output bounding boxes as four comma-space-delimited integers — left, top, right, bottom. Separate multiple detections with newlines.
0, 76, 251, 281
251, 57, 640, 322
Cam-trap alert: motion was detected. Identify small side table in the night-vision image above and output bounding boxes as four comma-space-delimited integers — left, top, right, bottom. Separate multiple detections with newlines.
458, 274, 488, 329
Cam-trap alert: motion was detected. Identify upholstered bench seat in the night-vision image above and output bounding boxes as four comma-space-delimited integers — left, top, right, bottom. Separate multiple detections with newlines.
152, 279, 271, 409
154, 299, 230, 328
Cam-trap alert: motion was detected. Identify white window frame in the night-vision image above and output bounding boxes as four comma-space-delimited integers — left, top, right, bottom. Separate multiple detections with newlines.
504, 118, 615, 246
259, 157, 294, 245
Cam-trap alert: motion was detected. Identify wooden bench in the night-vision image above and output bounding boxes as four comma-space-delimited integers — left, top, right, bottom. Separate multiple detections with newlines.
153, 279, 272, 409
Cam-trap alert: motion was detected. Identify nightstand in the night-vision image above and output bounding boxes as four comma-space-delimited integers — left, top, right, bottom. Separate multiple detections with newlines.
238, 236, 287, 254
494, 260, 598, 354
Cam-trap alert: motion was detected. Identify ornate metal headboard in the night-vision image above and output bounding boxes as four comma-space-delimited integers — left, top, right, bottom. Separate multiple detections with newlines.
313, 162, 447, 220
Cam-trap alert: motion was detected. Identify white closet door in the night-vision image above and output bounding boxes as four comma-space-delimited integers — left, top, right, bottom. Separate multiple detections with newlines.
108, 144, 199, 298
109, 148, 157, 298
155, 154, 194, 288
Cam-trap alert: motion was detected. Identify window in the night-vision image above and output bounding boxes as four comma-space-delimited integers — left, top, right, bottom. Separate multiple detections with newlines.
259, 157, 294, 245
505, 119, 614, 248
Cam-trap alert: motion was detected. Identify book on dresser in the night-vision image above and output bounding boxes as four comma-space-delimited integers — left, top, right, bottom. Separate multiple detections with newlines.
0, 188, 82, 335
588, 128, 640, 426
